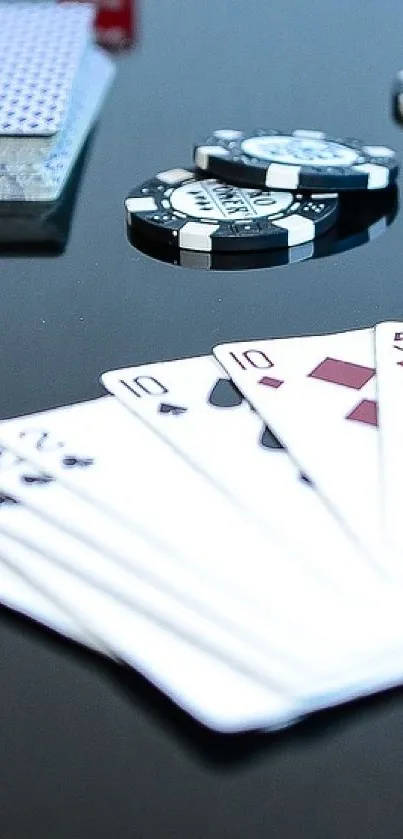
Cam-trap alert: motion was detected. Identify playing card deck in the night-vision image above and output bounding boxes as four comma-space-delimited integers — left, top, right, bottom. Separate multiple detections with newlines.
0, 46, 115, 202
3, 323, 403, 732
0, 137, 91, 253
0, 3, 115, 202
0, 2, 94, 140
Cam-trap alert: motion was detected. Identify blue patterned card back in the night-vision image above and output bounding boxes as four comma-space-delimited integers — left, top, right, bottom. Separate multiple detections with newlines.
0, 2, 94, 137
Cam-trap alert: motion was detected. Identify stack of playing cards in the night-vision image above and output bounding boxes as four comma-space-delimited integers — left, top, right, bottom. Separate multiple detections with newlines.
3, 323, 403, 733
0, 136, 91, 253
0, 1, 115, 202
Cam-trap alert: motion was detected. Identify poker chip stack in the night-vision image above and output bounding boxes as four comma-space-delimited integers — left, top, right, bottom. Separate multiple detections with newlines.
0, 1, 116, 203
125, 129, 399, 270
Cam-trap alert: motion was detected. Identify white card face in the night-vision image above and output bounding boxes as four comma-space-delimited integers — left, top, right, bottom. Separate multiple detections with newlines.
4, 518, 403, 735
2, 396, 403, 689
214, 329, 382, 563
0, 526, 290, 733
0, 452, 311, 693
0, 46, 115, 202
375, 321, 403, 560
102, 354, 384, 600
0, 2, 94, 137
4, 401, 403, 724
0, 398, 369, 693
0, 549, 100, 652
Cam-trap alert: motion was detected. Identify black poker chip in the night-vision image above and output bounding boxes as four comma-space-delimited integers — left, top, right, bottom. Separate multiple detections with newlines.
126, 226, 324, 269
126, 186, 398, 271
317, 185, 398, 257
124, 168, 339, 253
194, 129, 399, 192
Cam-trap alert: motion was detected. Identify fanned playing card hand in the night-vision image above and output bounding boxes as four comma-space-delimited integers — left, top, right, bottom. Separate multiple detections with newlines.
3, 324, 403, 733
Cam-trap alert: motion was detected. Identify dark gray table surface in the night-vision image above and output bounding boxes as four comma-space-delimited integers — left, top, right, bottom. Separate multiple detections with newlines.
2, 1, 403, 836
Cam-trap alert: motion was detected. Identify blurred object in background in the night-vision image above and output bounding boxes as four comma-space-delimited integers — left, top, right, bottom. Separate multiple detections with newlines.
95, 0, 136, 49
392, 71, 403, 125
58, 0, 136, 49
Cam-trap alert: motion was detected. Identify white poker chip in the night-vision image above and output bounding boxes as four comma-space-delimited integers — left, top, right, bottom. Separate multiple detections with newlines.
194, 129, 399, 192
125, 168, 339, 253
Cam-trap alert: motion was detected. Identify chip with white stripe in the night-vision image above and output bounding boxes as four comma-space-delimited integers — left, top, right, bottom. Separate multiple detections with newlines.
127, 226, 319, 269
194, 129, 398, 192
124, 169, 338, 252
127, 185, 397, 268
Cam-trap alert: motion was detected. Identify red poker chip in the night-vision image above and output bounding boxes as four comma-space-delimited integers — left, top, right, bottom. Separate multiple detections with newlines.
96, 0, 135, 48
58, 0, 136, 49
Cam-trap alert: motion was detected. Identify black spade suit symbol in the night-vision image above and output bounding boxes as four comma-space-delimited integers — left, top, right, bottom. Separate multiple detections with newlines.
208, 378, 244, 409
22, 473, 53, 485
300, 472, 313, 486
62, 455, 94, 468
0, 492, 17, 506
259, 426, 284, 450
158, 403, 188, 416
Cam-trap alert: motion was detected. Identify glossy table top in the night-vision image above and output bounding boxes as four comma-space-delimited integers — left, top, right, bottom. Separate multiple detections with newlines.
1, 1, 403, 836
